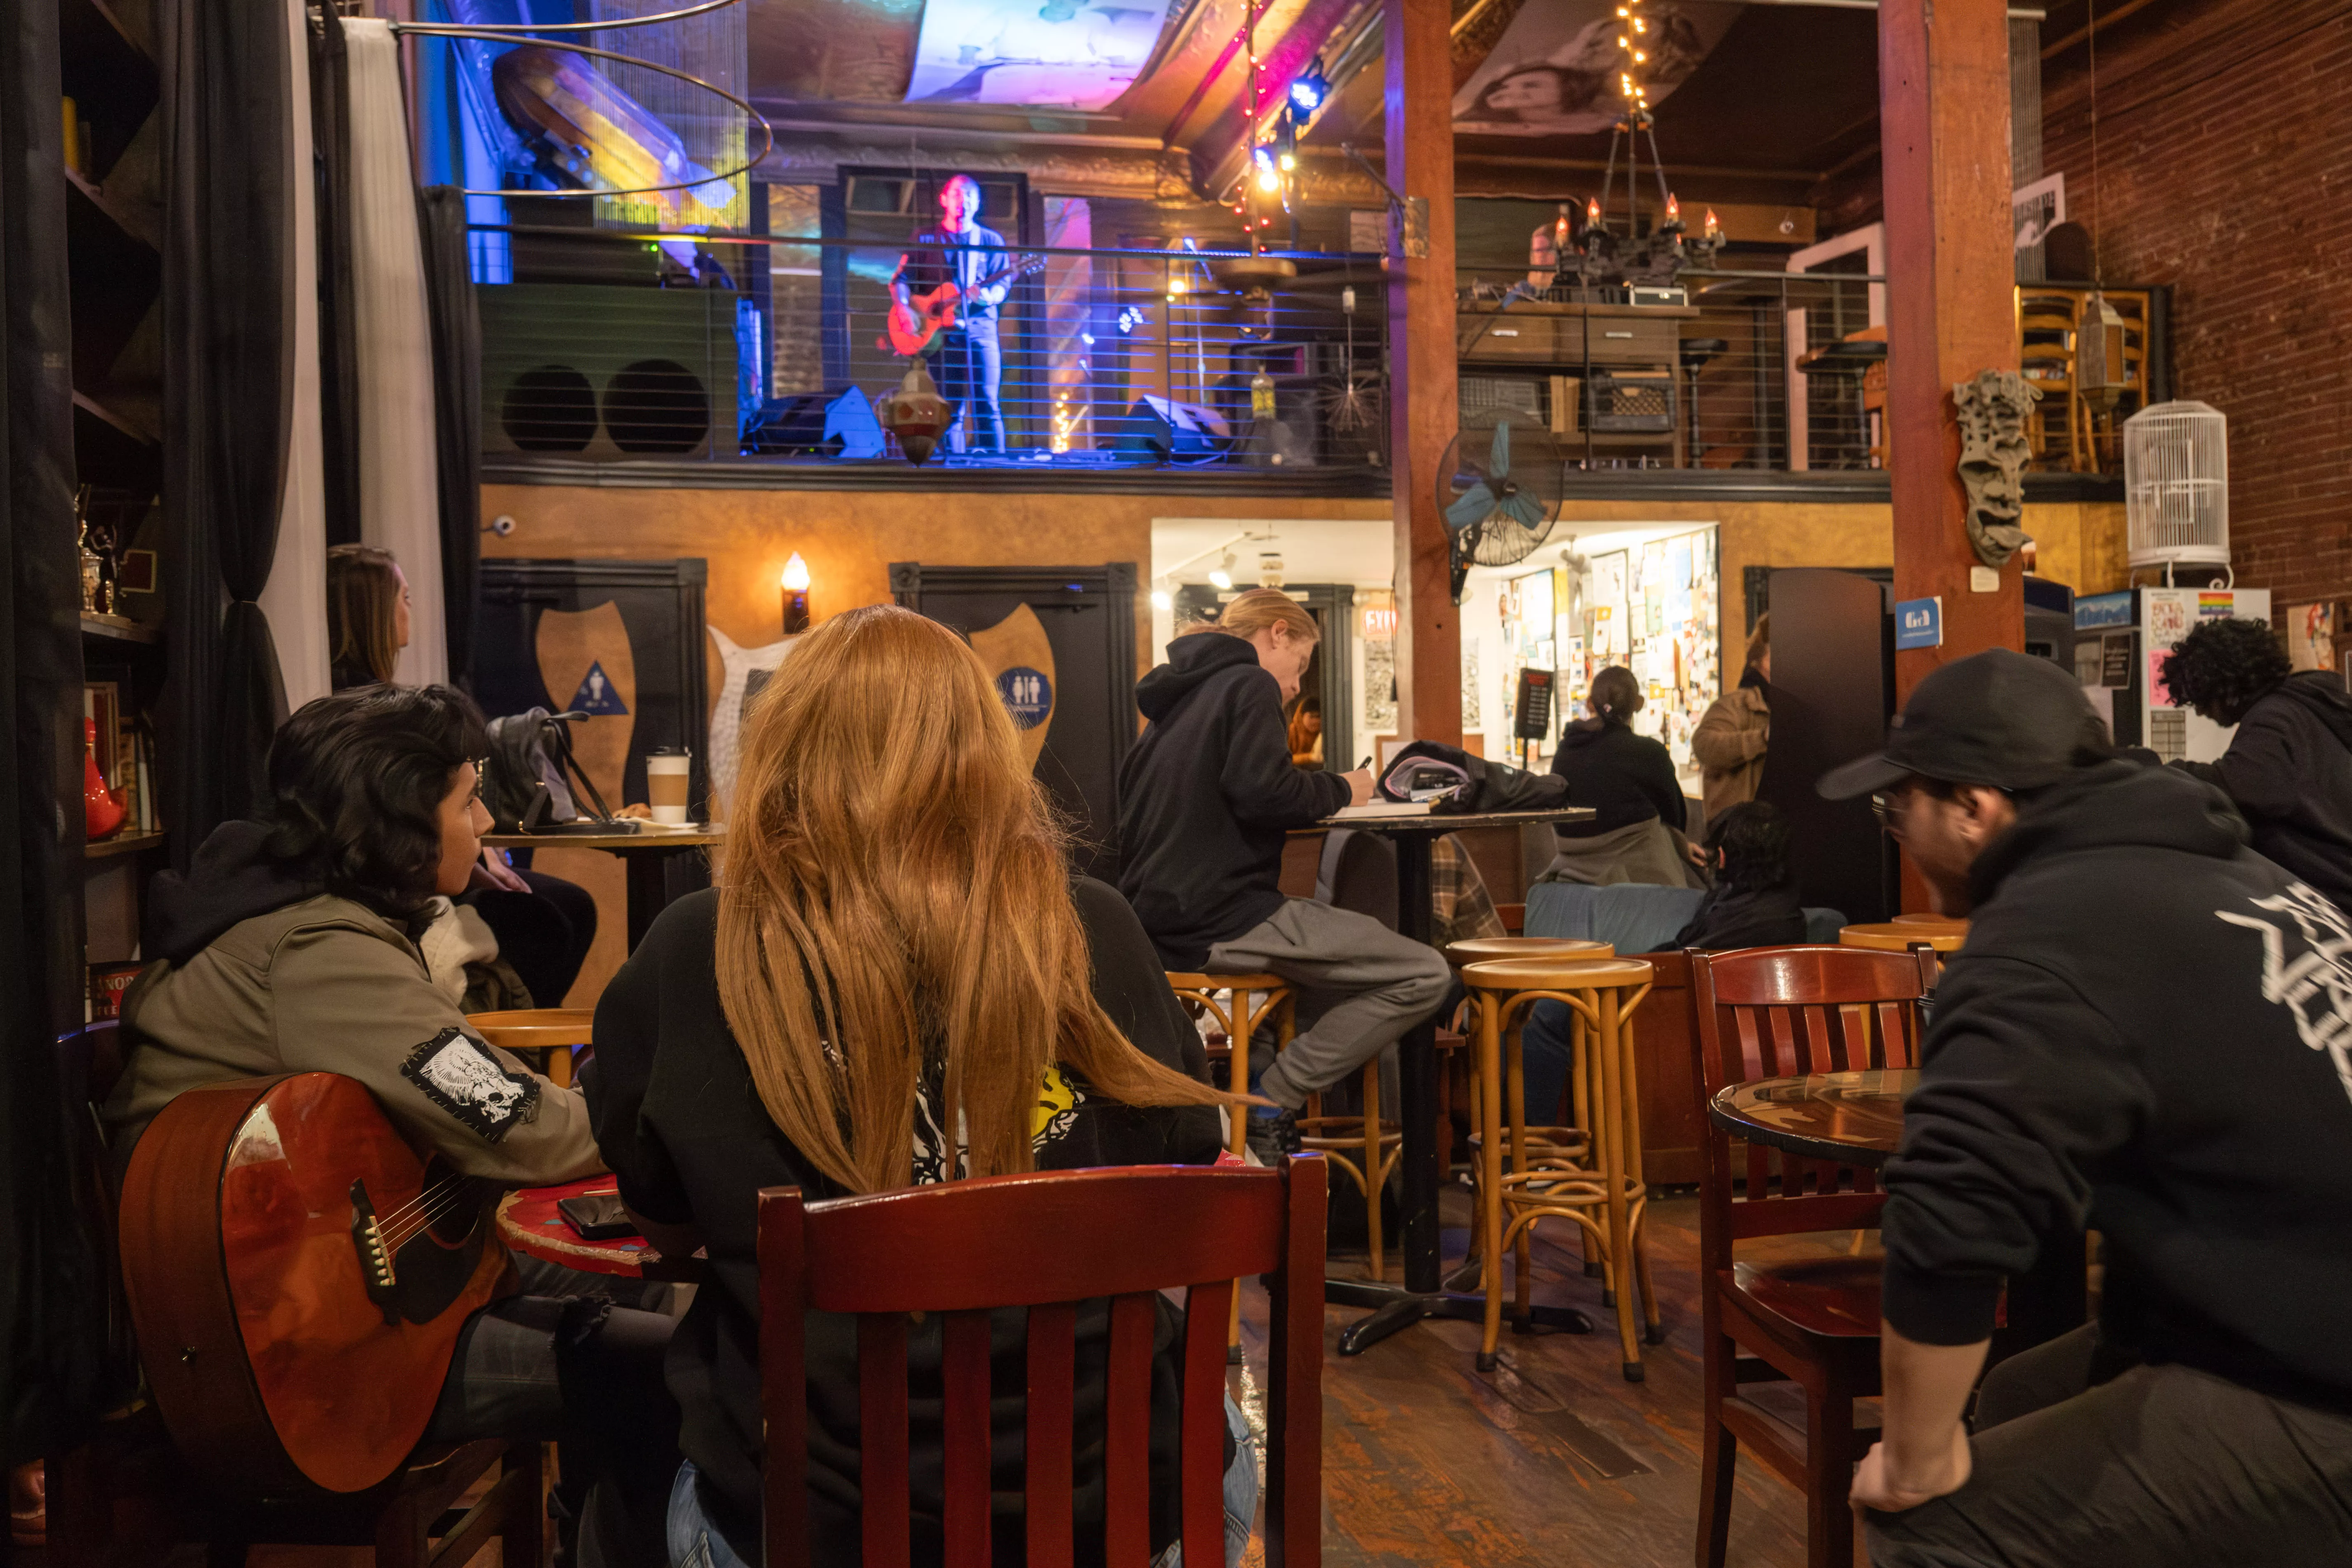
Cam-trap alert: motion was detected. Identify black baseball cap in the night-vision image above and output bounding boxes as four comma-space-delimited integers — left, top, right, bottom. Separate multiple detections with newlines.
1818, 648, 2103, 800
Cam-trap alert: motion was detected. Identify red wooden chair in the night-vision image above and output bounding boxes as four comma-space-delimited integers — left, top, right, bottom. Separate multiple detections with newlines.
1687, 946, 1936, 1568
757, 1158, 1328, 1568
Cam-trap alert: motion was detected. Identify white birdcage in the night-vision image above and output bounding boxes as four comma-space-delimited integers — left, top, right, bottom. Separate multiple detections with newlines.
2124, 401, 2229, 570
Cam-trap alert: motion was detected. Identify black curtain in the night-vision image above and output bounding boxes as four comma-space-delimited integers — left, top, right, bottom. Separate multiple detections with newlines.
1, 0, 105, 1472
419, 186, 480, 688
311, 4, 361, 548
161, 0, 294, 871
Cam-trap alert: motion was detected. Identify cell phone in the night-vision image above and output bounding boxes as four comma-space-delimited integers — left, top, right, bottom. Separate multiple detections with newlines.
557, 1192, 638, 1241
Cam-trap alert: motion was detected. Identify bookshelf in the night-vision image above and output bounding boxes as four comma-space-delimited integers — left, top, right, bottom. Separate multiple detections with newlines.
61, 0, 167, 1011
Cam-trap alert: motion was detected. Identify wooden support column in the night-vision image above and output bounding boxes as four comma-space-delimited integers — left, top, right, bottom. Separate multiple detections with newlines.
1385, 0, 1460, 745
1880, 0, 2023, 700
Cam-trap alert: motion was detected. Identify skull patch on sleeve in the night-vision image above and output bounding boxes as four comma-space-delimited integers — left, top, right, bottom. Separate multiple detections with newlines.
402, 1028, 541, 1142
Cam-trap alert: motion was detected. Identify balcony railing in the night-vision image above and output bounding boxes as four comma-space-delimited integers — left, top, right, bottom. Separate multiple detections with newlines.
1453, 264, 1890, 476
473, 223, 1388, 483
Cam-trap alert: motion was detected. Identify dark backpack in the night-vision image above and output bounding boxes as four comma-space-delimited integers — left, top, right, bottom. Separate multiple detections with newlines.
482, 708, 622, 832
1376, 740, 1569, 814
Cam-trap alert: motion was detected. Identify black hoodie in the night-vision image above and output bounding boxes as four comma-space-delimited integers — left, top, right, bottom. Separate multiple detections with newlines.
1548, 719, 1687, 838
2177, 670, 2352, 915
1880, 761, 2352, 1412
1116, 634, 1350, 969
144, 819, 326, 964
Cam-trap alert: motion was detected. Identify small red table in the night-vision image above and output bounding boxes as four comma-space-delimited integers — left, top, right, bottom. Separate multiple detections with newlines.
496, 1175, 704, 1280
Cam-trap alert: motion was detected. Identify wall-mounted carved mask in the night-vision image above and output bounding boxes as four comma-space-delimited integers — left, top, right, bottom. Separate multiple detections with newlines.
1951, 370, 2041, 568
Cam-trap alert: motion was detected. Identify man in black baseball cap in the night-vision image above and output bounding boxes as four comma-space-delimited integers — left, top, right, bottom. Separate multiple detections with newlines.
1823, 649, 2352, 1566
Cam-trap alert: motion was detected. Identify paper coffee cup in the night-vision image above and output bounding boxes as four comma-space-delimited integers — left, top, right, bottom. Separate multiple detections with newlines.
646, 751, 691, 825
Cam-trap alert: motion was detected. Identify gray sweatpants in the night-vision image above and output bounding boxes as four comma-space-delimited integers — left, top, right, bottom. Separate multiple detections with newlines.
1866, 1324, 2352, 1567
1204, 898, 1452, 1110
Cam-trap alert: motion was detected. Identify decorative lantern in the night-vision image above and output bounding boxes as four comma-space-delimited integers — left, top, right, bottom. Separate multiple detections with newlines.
875, 358, 953, 466
2077, 293, 2130, 414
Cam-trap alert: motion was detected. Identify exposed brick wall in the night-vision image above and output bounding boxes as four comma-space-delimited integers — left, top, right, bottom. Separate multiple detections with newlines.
2041, 0, 2352, 608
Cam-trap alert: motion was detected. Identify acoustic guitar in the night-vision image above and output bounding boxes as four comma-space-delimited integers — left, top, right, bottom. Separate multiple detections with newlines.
117, 1073, 509, 1494
878, 253, 1046, 357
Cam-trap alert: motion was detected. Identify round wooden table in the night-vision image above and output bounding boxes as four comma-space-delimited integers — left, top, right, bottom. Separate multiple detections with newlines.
1840, 921, 1967, 954
1705, 1068, 1917, 1168
495, 1175, 704, 1280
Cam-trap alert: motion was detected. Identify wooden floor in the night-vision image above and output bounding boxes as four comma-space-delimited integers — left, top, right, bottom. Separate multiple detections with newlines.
1231, 1184, 1861, 1568
165, 1186, 1857, 1568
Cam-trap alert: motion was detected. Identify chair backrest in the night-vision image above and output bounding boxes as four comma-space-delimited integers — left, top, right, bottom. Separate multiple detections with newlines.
1686, 946, 1936, 1270
1314, 828, 1397, 930
759, 1158, 1326, 1568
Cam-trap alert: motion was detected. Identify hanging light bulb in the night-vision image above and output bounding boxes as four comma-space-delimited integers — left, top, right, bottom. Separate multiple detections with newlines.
1150, 586, 1173, 611
1208, 553, 1235, 592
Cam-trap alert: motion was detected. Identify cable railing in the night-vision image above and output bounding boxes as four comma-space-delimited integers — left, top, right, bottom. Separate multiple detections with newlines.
472, 223, 1389, 476
1453, 263, 1888, 474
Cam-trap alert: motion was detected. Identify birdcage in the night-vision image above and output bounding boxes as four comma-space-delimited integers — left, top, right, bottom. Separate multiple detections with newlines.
2123, 401, 2229, 570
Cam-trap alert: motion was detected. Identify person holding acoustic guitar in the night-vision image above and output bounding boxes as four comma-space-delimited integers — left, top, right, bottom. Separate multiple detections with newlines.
891, 173, 1012, 453
101, 684, 679, 1568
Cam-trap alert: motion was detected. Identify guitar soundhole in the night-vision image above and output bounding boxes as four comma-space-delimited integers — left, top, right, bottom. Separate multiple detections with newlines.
420, 1159, 482, 1247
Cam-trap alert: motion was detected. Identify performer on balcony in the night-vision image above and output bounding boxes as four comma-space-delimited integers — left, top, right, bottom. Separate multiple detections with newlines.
894, 174, 1009, 453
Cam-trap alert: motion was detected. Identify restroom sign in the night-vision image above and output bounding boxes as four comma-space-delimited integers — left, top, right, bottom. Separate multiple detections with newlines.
996, 667, 1053, 729
1894, 596, 1943, 651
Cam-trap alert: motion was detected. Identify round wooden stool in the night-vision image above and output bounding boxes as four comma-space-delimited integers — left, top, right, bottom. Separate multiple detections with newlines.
1840, 921, 1967, 953
1890, 913, 1967, 928
1460, 955, 1663, 1381
467, 1008, 595, 1088
1442, 936, 1616, 965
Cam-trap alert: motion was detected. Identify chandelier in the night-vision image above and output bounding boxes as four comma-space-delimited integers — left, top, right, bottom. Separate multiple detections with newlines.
1545, 0, 1723, 300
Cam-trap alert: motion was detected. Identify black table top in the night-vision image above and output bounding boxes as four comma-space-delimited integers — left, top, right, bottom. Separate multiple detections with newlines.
1316, 806, 1598, 835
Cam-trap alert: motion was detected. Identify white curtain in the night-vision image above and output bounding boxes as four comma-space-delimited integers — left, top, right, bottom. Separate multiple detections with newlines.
262, 0, 330, 709
345, 18, 447, 686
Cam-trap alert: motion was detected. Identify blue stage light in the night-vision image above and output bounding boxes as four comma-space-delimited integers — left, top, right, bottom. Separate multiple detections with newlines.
1288, 72, 1326, 115
1116, 306, 1143, 335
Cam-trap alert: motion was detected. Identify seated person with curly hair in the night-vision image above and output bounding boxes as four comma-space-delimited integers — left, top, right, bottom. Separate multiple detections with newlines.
2161, 616, 2352, 913
104, 685, 678, 1568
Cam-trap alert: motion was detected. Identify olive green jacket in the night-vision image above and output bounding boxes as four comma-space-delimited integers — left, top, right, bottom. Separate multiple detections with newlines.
106, 893, 601, 1187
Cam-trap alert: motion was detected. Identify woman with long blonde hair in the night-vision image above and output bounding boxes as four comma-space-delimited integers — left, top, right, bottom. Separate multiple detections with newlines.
1116, 588, 1451, 1155
587, 604, 1252, 1568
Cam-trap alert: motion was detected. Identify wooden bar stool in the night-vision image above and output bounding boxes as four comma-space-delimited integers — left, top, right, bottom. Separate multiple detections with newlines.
467, 1008, 595, 1088
1163, 972, 1296, 1353
1461, 955, 1663, 1381
1444, 938, 1615, 1282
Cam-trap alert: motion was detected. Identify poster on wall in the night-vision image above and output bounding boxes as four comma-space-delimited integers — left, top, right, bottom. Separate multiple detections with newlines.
2013, 173, 2066, 252
904, 0, 1175, 109
1451, 1, 1739, 137
2288, 601, 2337, 672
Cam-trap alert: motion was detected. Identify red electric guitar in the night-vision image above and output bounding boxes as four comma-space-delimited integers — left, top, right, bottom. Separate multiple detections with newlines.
117, 1073, 510, 1494
878, 253, 1047, 357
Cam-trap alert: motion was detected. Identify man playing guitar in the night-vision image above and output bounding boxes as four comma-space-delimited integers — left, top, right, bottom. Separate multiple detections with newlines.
892, 173, 1009, 453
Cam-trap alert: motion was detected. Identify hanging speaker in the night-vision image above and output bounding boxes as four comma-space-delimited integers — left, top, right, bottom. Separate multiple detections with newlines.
481, 285, 740, 461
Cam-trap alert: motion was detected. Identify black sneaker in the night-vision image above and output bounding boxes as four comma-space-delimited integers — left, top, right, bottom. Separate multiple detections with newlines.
1245, 1108, 1302, 1162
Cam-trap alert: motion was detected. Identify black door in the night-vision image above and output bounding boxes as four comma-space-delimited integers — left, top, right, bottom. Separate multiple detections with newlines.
891, 563, 1137, 881
1758, 567, 1896, 924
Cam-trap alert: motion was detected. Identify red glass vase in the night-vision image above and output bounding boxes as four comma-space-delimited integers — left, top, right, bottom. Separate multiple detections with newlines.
84, 717, 126, 840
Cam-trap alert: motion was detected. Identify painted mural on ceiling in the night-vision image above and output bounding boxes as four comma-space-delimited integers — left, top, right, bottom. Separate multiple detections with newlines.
1451, 0, 1739, 137
903, 0, 1179, 110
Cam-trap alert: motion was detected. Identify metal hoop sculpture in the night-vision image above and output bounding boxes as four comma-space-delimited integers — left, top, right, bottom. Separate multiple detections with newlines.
394, 0, 744, 34
389, 24, 775, 204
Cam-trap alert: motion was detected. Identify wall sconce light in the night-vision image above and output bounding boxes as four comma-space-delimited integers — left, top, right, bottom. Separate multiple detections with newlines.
781, 552, 812, 634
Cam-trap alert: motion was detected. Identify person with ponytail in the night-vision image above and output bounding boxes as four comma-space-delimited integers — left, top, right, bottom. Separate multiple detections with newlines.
584, 605, 1255, 1568
1541, 665, 1696, 886
1116, 588, 1453, 1153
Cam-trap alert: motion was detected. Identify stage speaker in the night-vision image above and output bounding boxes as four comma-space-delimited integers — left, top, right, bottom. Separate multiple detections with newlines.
1109, 394, 1232, 459
743, 386, 885, 458
481, 284, 741, 461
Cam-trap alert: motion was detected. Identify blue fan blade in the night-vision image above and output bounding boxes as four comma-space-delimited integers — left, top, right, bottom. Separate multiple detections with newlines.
1489, 419, 1511, 479
1500, 490, 1545, 530
1444, 484, 1496, 531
